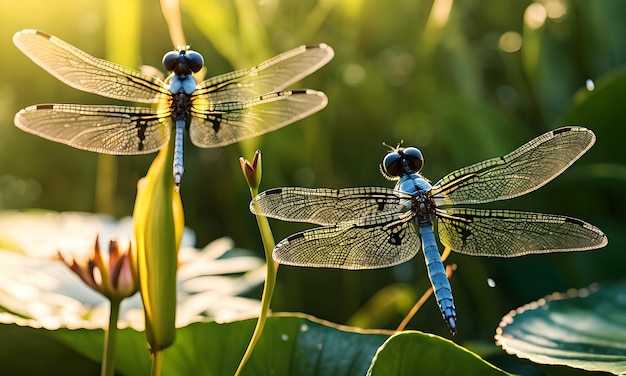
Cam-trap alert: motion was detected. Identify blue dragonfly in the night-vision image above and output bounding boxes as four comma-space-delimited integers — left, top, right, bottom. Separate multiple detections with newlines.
13, 29, 333, 185
250, 126, 608, 333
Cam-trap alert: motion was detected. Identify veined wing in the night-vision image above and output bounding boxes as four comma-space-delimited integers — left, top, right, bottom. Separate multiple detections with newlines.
250, 186, 410, 225
193, 44, 334, 103
14, 104, 170, 154
436, 207, 608, 257
273, 211, 420, 269
188, 89, 327, 147
13, 29, 168, 103
431, 126, 596, 206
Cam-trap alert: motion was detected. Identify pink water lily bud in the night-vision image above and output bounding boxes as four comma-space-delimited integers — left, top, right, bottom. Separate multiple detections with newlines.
239, 150, 262, 190
58, 236, 139, 301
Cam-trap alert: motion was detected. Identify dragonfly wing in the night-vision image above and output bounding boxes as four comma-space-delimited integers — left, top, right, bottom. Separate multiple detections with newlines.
188, 89, 327, 147
13, 29, 167, 103
195, 44, 334, 103
436, 208, 608, 257
273, 211, 420, 269
14, 104, 170, 154
250, 187, 410, 225
432, 126, 596, 205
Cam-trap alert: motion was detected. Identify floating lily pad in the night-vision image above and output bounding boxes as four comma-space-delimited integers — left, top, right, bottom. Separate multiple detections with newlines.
367, 331, 510, 376
0, 313, 508, 375
495, 282, 626, 374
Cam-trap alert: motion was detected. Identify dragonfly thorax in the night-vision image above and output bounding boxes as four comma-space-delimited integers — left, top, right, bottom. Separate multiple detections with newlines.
395, 173, 432, 196
169, 75, 197, 96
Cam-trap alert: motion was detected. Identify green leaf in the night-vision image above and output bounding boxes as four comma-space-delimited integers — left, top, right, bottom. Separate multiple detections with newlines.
495, 282, 626, 374
51, 326, 151, 376
0, 314, 390, 375
367, 331, 510, 376
162, 313, 391, 376
0, 313, 507, 375
0, 323, 100, 376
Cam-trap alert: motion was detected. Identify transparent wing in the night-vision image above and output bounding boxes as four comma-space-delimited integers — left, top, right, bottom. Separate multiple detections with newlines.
432, 126, 596, 206
273, 211, 420, 269
13, 29, 167, 103
194, 43, 334, 103
188, 89, 327, 147
436, 208, 608, 257
14, 104, 170, 154
250, 186, 410, 225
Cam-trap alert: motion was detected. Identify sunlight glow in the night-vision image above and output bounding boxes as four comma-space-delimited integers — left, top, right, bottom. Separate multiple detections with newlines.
525, 3, 547, 29
545, 0, 567, 21
430, 0, 454, 27
498, 31, 523, 53
343, 63, 366, 87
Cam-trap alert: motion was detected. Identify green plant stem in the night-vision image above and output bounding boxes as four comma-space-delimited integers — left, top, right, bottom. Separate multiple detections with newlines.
101, 298, 121, 376
234, 187, 277, 376
151, 350, 164, 376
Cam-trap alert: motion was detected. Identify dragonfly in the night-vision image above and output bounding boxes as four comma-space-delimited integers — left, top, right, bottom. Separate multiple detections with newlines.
13, 29, 334, 185
250, 126, 608, 333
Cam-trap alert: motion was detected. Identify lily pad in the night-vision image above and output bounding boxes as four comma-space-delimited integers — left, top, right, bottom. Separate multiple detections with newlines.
495, 282, 626, 375
367, 331, 510, 376
0, 313, 508, 375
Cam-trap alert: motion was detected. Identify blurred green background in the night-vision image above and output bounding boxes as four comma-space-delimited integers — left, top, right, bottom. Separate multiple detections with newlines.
1, 0, 625, 372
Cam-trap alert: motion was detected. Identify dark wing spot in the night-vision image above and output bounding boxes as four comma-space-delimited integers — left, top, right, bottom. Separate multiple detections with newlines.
136, 119, 148, 151
389, 232, 403, 245
265, 188, 284, 195
286, 232, 305, 242
208, 114, 223, 133
553, 127, 572, 135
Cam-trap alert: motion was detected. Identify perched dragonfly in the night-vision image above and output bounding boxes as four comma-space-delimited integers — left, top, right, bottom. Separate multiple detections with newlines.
13, 29, 333, 185
250, 126, 608, 333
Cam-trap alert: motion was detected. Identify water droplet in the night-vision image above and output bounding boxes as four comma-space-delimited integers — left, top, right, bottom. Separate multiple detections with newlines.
281, 334, 289, 341
300, 324, 309, 332
487, 278, 496, 288
585, 79, 595, 91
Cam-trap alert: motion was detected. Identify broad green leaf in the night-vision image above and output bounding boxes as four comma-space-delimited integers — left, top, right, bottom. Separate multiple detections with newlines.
162, 313, 391, 376
0, 314, 390, 376
495, 282, 626, 375
0, 323, 101, 376
0, 313, 507, 375
367, 331, 510, 376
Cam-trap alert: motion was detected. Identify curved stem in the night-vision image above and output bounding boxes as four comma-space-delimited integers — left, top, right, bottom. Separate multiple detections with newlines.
151, 350, 164, 376
101, 298, 121, 376
234, 187, 277, 376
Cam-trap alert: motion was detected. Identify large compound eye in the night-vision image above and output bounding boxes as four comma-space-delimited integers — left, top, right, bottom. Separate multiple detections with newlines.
382, 151, 403, 178
186, 51, 204, 73
162, 51, 180, 72
402, 147, 424, 172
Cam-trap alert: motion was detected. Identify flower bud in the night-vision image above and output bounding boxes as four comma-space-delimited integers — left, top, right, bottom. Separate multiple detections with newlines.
134, 137, 183, 352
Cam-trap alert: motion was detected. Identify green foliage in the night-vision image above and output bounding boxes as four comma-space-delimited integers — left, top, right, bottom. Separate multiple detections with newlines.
368, 331, 510, 376
496, 281, 626, 375
0, 314, 511, 375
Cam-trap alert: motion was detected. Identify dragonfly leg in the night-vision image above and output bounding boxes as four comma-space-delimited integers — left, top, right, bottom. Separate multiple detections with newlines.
419, 225, 457, 334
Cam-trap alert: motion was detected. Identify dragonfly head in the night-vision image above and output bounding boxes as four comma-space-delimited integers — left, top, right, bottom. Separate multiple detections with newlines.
162, 49, 204, 75
380, 146, 424, 180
